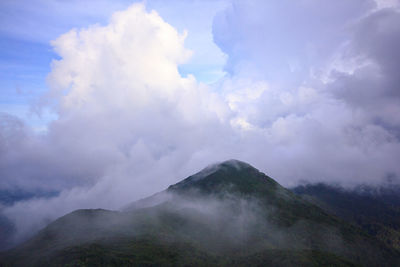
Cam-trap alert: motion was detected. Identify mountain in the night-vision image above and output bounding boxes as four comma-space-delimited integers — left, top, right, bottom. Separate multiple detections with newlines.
293, 183, 400, 253
1, 160, 399, 266
0, 214, 14, 251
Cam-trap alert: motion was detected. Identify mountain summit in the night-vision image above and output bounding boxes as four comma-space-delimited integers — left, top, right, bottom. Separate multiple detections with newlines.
126, 159, 293, 214
168, 159, 280, 194
1, 160, 399, 266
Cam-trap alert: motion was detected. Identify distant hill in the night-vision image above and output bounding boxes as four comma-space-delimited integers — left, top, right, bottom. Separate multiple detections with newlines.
292, 183, 400, 253
1, 160, 399, 266
0, 213, 14, 252
0, 190, 58, 251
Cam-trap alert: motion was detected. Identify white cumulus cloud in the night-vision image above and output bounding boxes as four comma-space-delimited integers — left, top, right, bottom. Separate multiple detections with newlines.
1, 0, 400, 246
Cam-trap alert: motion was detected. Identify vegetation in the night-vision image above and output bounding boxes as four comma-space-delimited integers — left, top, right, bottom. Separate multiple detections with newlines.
1, 160, 399, 266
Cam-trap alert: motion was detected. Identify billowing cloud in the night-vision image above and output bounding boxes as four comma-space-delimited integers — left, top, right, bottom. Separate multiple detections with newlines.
1, 3, 231, 243
213, 0, 374, 81
1, 0, 400, 246
211, 0, 400, 187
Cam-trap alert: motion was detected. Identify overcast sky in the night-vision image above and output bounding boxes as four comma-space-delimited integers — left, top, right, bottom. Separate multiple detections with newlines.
1, 0, 400, 242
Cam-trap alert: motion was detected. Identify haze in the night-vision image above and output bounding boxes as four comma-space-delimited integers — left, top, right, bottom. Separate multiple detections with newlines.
1, 0, 399, 245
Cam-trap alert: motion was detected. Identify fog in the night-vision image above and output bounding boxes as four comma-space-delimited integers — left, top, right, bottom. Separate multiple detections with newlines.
1, 0, 400, 248
14, 188, 347, 258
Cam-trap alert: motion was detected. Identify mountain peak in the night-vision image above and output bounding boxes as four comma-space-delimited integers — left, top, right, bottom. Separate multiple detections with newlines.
219, 159, 252, 167
184, 159, 254, 183
167, 159, 279, 196
4, 160, 399, 267
217, 159, 256, 170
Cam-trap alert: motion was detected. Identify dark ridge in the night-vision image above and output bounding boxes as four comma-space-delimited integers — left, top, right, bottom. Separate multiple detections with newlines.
292, 183, 400, 252
0, 190, 59, 206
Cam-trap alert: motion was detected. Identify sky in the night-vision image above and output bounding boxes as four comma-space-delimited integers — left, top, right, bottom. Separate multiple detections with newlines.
1, 0, 400, 243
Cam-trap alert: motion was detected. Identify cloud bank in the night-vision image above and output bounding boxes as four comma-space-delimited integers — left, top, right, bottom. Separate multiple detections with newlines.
1, 1, 400, 245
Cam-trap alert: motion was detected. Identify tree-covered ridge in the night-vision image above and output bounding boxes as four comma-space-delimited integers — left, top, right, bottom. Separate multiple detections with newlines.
1, 160, 399, 266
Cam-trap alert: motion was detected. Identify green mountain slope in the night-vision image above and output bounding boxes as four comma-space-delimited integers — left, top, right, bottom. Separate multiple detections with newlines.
1, 160, 398, 266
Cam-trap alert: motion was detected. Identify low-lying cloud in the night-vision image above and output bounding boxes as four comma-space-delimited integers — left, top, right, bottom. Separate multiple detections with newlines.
1, 1, 400, 247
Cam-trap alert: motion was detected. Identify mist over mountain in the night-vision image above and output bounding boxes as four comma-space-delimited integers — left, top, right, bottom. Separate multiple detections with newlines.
0, 190, 59, 251
1, 1, 400, 266
1, 1, 400, 244
1, 160, 399, 266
